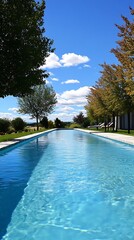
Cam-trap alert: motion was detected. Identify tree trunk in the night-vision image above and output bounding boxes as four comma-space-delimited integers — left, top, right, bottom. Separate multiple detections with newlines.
104, 116, 106, 132
107, 116, 110, 132
127, 111, 130, 134
96, 118, 98, 130
115, 114, 118, 132
36, 116, 39, 131
112, 112, 115, 132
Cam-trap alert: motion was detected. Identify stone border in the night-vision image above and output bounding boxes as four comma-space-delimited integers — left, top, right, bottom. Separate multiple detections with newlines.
0, 129, 56, 150
75, 128, 134, 146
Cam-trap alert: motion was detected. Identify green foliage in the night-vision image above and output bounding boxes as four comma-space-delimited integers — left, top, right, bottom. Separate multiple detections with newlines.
48, 120, 54, 129
85, 8, 134, 133
82, 117, 90, 128
54, 118, 64, 128
40, 116, 48, 128
7, 127, 15, 134
11, 117, 26, 132
69, 123, 81, 128
0, 118, 11, 133
0, 0, 54, 97
111, 7, 134, 100
18, 84, 57, 130
73, 112, 85, 125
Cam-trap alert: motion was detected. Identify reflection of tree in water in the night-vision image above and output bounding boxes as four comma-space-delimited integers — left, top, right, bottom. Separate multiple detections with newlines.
0, 134, 49, 239
20, 135, 49, 173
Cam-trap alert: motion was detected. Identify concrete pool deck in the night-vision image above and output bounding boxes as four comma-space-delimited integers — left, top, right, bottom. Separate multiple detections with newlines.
75, 129, 134, 146
0, 128, 134, 150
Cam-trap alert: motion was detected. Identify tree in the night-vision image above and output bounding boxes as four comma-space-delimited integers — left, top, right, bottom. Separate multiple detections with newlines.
0, 0, 53, 97
99, 63, 125, 131
54, 118, 64, 128
85, 7, 134, 133
48, 120, 54, 129
82, 117, 90, 128
73, 112, 85, 125
18, 84, 57, 130
86, 85, 109, 131
111, 7, 134, 97
40, 116, 48, 129
12, 117, 26, 132
0, 118, 10, 133
111, 7, 134, 133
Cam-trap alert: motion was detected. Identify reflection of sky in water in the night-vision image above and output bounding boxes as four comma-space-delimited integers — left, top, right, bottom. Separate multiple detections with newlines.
1, 130, 134, 240
0, 135, 49, 239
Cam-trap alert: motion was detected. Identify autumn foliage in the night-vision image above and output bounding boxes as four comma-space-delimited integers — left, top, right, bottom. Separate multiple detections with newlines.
86, 7, 134, 133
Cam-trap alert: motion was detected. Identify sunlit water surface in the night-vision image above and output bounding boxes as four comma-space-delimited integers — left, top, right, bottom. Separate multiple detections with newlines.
1, 130, 134, 240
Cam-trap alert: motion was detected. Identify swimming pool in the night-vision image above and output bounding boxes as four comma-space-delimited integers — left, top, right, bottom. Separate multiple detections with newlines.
1, 130, 134, 239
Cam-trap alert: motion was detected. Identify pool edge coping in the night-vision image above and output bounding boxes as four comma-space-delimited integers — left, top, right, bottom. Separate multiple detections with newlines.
75, 128, 134, 146
0, 129, 57, 150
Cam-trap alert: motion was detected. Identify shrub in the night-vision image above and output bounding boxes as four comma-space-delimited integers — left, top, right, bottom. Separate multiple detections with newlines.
69, 123, 81, 128
7, 127, 15, 134
24, 128, 28, 132
0, 118, 11, 133
48, 120, 54, 129
11, 117, 26, 132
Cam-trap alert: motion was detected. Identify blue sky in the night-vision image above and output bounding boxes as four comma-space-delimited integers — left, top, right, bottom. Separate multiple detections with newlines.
0, 0, 133, 122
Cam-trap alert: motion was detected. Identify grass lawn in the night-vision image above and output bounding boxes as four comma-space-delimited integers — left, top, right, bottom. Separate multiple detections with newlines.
0, 129, 46, 142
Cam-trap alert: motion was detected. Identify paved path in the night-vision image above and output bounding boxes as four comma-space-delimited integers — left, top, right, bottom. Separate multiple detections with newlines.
76, 129, 134, 146
0, 129, 55, 150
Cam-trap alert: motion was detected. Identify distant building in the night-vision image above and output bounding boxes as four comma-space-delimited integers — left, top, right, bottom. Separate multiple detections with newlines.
118, 112, 134, 130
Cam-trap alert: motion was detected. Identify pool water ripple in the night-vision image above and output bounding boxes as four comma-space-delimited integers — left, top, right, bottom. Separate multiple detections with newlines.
1, 130, 134, 239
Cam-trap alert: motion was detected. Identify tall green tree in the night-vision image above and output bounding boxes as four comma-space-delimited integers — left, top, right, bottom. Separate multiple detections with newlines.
86, 85, 110, 131
99, 63, 124, 131
111, 7, 134, 97
86, 7, 134, 133
18, 84, 57, 130
73, 112, 85, 125
111, 7, 134, 133
0, 0, 53, 97
40, 116, 48, 129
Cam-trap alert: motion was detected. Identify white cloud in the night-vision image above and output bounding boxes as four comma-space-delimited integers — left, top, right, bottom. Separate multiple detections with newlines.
48, 112, 77, 122
41, 53, 62, 69
40, 52, 90, 69
56, 86, 91, 107
51, 77, 59, 81
50, 86, 91, 121
61, 79, 80, 84
48, 71, 54, 76
83, 64, 91, 68
45, 80, 50, 84
57, 106, 74, 112
60, 53, 90, 67
49, 109, 87, 122
0, 111, 32, 123
8, 107, 19, 113
0, 112, 13, 119
60, 86, 90, 100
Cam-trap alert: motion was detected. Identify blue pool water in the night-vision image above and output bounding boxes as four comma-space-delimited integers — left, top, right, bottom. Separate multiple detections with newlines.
0, 130, 134, 240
